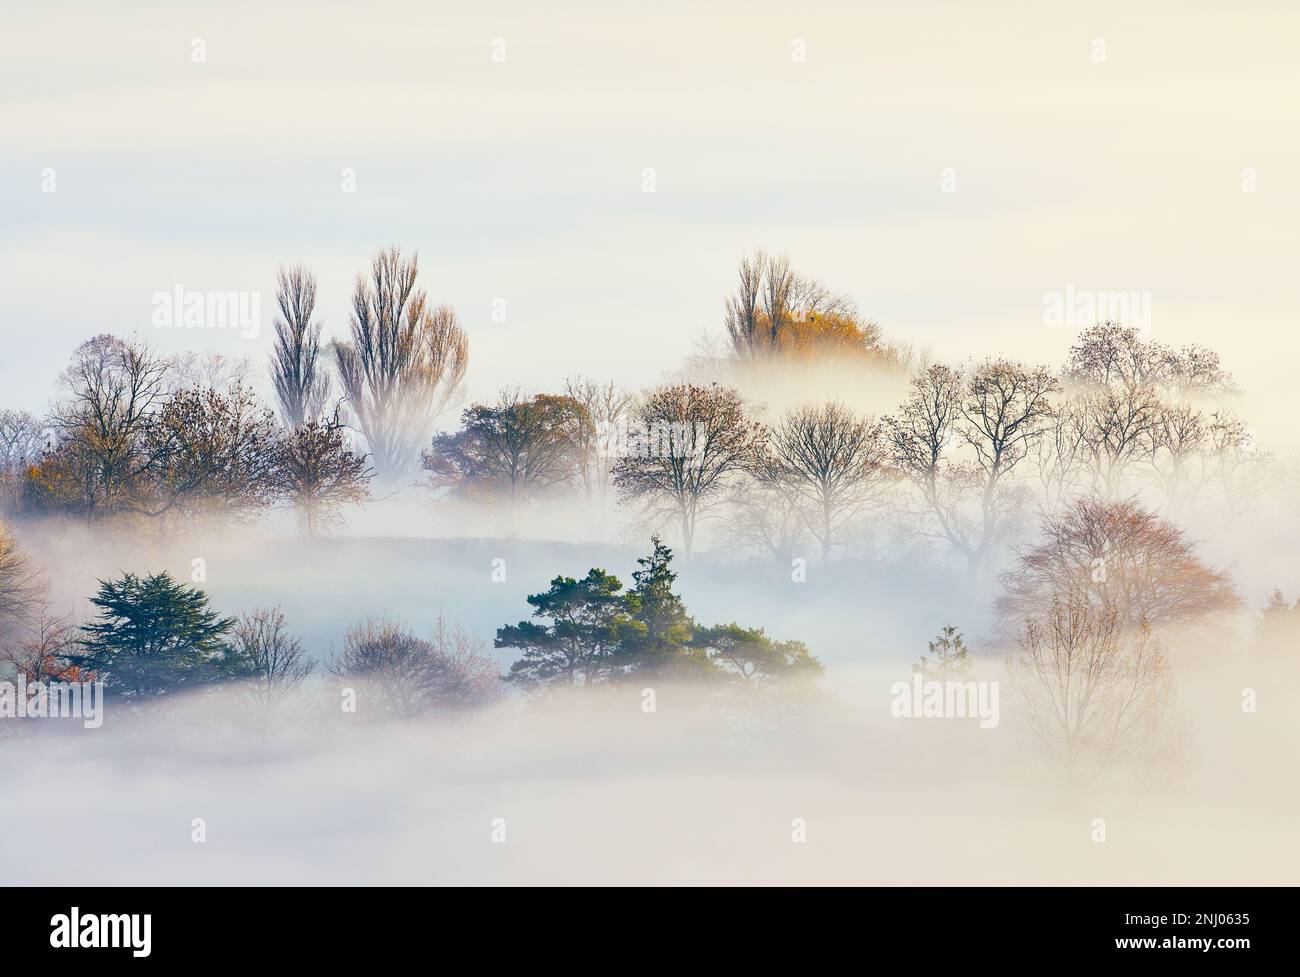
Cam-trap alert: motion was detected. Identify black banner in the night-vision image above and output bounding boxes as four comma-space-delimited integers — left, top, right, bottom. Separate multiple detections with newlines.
0, 886, 1285, 965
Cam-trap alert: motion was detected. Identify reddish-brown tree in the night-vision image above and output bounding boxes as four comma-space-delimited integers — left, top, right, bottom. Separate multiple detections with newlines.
997, 497, 1241, 633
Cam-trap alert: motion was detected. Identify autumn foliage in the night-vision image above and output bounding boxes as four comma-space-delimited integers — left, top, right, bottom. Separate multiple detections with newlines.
997, 497, 1241, 634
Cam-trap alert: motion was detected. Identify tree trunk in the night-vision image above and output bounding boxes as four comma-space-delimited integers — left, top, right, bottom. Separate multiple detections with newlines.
822, 498, 833, 567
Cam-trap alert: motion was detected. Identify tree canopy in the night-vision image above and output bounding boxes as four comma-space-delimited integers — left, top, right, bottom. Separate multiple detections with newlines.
497, 536, 820, 694
69, 572, 238, 700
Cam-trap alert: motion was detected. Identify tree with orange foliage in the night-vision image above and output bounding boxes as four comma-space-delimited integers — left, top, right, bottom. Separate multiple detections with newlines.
424, 387, 587, 515
722, 250, 885, 363
1, 609, 85, 685
996, 497, 1241, 634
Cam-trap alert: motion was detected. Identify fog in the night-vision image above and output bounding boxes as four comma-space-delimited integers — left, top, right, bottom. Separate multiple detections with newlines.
5, 334, 1298, 883
4, 501, 1298, 884
6, 658, 1296, 885
4, 0, 1300, 887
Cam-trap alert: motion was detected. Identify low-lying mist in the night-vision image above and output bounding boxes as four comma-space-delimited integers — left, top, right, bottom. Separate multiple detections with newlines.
4, 507, 1297, 884
5, 657, 1294, 885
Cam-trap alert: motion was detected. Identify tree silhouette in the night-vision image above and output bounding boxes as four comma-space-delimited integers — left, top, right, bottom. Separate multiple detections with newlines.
70, 572, 237, 700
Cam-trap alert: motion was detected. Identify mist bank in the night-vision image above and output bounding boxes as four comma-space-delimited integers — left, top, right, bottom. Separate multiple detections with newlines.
3, 657, 1293, 885
9, 478, 1296, 675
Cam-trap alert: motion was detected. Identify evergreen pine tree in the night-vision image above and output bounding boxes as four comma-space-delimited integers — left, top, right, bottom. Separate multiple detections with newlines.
914, 624, 973, 677
496, 537, 822, 692
497, 569, 640, 689
70, 572, 238, 699
623, 535, 711, 678
1251, 589, 1300, 656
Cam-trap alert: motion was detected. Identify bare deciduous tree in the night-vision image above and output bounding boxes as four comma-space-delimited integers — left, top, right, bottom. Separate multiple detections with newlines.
230, 607, 315, 722
1197, 411, 1269, 516
328, 616, 500, 721
34, 343, 290, 530
145, 383, 283, 524
887, 361, 1057, 574
0, 410, 44, 471
720, 476, 809, 564
167, 351, 253, 394
724, 251, 765, 361
1146, 405, 1267, 515
0, 410, 45, 512
1064, 322, 1235, 398
963, 359, 1060, 489
333, 247, 468, 481
1009, 596, 1177, 777
276, 410, 373, 536
613, 383, 766, 558
563, 376, 633, 513
1075, 384, 1164, 499
270, 264, 330, 428
46, 336, 171, 520
1148, 399, 1206, 509
765, 401, 889, 566
1029, 398, 1089, 510
0, 522, 43, 647
0, 606, 77, 685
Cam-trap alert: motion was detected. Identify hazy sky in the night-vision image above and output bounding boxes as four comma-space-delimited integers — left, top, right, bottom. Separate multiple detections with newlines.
4, 4, 1298, 887
3, 1, 1298, 437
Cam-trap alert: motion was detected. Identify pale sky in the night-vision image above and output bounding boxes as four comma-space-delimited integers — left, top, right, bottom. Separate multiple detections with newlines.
3, 1, 1298, 442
